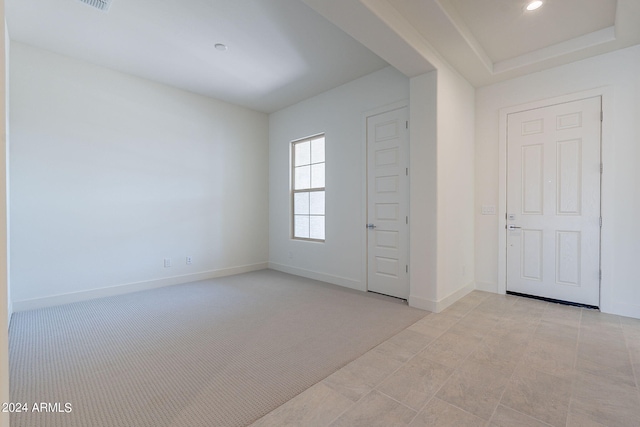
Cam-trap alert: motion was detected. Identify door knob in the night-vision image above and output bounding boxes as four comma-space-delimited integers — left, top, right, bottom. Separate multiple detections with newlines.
506, 224, 521, 230
366, 223, 377, 229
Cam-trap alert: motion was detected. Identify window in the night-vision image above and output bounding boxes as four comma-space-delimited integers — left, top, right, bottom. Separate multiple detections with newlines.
292, 134, 325, 241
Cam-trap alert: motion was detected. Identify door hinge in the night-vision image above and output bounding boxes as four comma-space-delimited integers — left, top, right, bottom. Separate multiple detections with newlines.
600, 111, 603, 122
406, 265, 408, 273
599, 270, 602, 280
406, 121, 409, 129
406, 216, 408, 224
600, 163, 603, 174
406, 167, 408, 176
599, 216, 602, 227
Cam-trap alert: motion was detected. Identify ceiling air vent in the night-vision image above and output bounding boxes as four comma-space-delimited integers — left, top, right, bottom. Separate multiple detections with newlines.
78, 0, 113, 12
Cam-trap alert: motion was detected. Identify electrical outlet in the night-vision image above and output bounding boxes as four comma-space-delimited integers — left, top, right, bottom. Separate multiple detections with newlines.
481, 205, 496, 215
164, 258, 171, 268
186, 256, 192, 265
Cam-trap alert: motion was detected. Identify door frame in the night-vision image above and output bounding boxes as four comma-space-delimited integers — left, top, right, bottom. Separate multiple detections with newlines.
361, 100, 410, 295
497, 87, 613, 311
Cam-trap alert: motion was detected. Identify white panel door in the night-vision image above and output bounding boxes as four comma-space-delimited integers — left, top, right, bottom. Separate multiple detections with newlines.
367, 107, 409, 299
506, 97, 601, 306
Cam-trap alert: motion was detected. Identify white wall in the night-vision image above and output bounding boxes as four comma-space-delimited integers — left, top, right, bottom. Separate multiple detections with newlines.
435, 66, 476, 305
476, 44, 640, 318
10, 42, 269, 309
408, 71, 438, 305
268, 63, 474, 311
269, 66, 409, 289
4, 21, 9, 325
408, 66, 476, 312
1, 8, 10, 427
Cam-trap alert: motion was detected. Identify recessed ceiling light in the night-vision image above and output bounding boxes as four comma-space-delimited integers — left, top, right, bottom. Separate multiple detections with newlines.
526, 1, 543, 11
214, 43, 228, 52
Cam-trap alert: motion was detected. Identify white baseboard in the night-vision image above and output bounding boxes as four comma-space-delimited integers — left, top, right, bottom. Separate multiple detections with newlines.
408, 295, 437, 312
12, 262, 269, 312
409, 281, 476, 313
471, 282, 640, 320
268, 262, 364, 292
603, 301, 640, 320
475, 281, 498, 293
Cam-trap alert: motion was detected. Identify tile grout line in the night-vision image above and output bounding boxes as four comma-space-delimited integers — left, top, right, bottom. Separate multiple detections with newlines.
534, 302, 577, 427
433, 304, 509, 421
565, 307, 585, 427
375, 388, 422, 414
392, 303, 481, 425
375, 293, 491, 426
320, 308, 446, 425
620, 321, 640, 408
486, 300, 547, 425
494, 404, 556, 427
326, 293, 512, 426
621, 322, 639, 384
323, 391, 361, 426
327, 297, 636, 427
324, 320, 448, 426
423, 395, 497, 426
323, 298, 480, 427
258, 313, 438, 426
406, 295, 496, 422
405, 295, 515, 425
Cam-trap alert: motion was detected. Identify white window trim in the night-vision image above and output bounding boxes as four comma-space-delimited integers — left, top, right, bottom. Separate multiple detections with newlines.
291, 134, 325, 242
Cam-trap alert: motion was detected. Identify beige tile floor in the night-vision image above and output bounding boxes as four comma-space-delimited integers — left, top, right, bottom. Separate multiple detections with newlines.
251, 291, 640, 427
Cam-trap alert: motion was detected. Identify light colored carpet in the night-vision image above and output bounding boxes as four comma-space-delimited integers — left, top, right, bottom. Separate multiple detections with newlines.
9, 269, 427, 427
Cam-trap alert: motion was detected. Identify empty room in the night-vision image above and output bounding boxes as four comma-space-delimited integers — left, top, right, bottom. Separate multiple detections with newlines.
1, 0, 640, 426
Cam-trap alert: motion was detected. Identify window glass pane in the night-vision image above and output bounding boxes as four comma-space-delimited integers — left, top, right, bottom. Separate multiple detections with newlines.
309, 216, 325, 240
294, 215, 310, 238
311, 163, 325, 188
311, 137, 325, 164
292, 134, 325, 241
294, 192, 310, 215
309, 191, 325, 215
294, 141, 311, 166
294, 165, 311, 190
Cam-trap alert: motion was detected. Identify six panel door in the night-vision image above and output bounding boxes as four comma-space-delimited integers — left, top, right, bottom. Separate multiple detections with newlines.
506, 96, 601, 306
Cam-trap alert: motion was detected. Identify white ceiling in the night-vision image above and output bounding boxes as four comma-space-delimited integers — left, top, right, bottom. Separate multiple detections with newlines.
6, 0, 389, 113
445, 0, 617, 63
304, 0, 640, 87
7, 0, 640, 112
